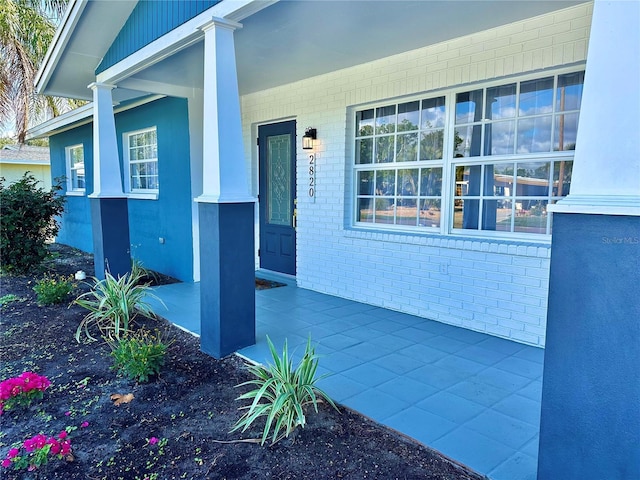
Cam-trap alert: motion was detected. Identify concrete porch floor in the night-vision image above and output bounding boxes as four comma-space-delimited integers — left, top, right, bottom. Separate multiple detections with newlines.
149, 273, 543, 480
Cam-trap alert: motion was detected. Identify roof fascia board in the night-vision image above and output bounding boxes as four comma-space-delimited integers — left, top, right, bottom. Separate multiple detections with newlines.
26, 94, 166, 140
97, 0, 277, 85
0, 160, 50, 166
35, 0, 88, 94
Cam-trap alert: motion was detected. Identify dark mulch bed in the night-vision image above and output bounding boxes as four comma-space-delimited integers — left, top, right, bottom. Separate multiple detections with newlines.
0, 244, 485, 480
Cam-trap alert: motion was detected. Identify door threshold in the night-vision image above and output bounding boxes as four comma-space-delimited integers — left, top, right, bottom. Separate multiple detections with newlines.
256, 269, 296, 285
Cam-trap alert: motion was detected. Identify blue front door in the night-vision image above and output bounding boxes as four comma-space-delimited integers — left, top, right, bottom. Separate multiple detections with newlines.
259, 121, 296, 275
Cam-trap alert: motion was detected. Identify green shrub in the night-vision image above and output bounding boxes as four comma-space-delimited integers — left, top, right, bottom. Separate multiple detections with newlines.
0, 174, 65, 273
33, 275, 75, 305
231, 336, 338, 445
0, 294, 20, 307
74, 269, 163, 343
108, 329, 172, 383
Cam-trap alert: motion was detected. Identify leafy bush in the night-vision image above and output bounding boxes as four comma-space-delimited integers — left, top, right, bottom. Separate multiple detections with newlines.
33, 275, 75, 305
0, 372, 51, 415
0, 174, 65, 273
231, 336, 338, 445
74, 269, 162, 343
108, 329, 172, 383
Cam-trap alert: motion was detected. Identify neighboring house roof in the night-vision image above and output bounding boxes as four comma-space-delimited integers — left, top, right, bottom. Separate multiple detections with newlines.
0, 145, 50, 166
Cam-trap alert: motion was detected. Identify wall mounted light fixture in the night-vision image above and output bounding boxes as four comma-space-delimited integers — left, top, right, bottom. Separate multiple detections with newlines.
302, 127, 317, 150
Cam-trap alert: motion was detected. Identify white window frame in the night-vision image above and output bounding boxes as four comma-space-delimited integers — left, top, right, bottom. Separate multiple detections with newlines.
351, 66, 584, 241
65, 144, 85, 195
123, 126, 159, 198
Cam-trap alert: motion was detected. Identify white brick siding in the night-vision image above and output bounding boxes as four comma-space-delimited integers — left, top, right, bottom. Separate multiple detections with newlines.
240, 3, 593, 347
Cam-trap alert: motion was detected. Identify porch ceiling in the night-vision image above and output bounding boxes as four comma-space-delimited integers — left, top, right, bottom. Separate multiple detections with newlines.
42, 0, 586, 103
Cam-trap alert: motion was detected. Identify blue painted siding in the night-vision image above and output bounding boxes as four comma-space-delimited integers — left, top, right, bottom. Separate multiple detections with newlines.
96, 0, 220, 74
49, 96, 194, 281
49, 124, 94, 253
115, 97, 194, 281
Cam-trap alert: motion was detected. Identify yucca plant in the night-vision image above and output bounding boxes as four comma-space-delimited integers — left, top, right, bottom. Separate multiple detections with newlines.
231, 336, 338, 445
74, 270, 163, 343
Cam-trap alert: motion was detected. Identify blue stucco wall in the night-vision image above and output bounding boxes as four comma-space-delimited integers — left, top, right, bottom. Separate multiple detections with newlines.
49, 124, 94, 253
49, 96, 194, 281
538, 213, 640, 479
116, 97, 193, 281
96, 0, 220, 74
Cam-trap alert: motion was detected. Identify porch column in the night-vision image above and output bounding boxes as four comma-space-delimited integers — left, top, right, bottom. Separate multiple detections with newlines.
88, 82, 131, 279
195, 18, 255, 358
538, 1, 640, 479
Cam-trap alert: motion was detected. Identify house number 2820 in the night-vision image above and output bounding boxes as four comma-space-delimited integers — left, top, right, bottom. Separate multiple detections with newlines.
308, 154, 315, 199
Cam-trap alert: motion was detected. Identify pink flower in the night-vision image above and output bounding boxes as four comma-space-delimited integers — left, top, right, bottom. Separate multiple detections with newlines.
64, 411, 71, 416
58, 431, 67, 439
80, 421, 89, 428
148, 437, 159, 445
7, 448, 19, 459
1, 459, 11, 468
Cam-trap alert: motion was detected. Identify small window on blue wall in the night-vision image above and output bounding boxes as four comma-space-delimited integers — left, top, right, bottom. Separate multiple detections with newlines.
65, 144, 85, 194
124, 127, 158, 193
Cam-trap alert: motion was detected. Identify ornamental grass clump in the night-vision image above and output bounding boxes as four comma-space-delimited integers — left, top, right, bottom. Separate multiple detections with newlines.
33, 274, 75, 305
74, 269, 162, 342
1, 431, 72, 471
231, 336, 338, 445
0, 372, 51, 415
108, 329, 173, 383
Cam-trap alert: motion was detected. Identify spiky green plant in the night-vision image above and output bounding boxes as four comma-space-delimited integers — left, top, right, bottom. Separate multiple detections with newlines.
231, 336, 338, 445
73, 270, 163, 343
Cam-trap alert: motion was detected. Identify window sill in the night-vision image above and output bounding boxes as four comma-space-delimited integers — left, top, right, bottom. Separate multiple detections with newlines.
344, 226, 551, 258
127, 192, 159, 200
65, 191, 85, 197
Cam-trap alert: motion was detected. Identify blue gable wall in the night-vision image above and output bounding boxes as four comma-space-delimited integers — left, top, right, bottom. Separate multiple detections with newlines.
96, 0, 220, 74
49, 96, 194, 281
50, 124, 94, 253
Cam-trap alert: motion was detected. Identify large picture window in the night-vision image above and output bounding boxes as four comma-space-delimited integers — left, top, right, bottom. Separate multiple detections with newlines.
124, 127, 158, 193
65, 144, 85, 194
353, 69, 583, 239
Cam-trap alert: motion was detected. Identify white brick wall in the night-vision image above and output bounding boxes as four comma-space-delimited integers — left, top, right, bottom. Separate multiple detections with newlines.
240, 3, 593, 347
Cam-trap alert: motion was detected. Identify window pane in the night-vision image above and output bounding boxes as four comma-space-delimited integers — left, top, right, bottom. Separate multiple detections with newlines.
455, 90, 483, 124
396, 133, 418, 162
553, 113, 579, 151
356, 109, 374, 136
422, 97, 446, 129
486, 84, 516, 120
397, 101, 419, 132
519, 77, 554, 116
398, 169, 418, 196
484, 163, 514, 196
376, 136, 395, 163
358, 198, 374, 222
556, 71, 584, 111
454, 199, 480, 229
484, 120, 515, 155
514, 199, 548, 234
420, 129, 444, 160
396, 198, 418, 226
374, 198, 394, 224
420, 168, 442, 196
419, 199, 441, 228
356, 138, 373, 164
454, 125, 482, 157
516, 162, 550, 196
376, 105, 396, 134
358, 171, 374, 195
482, 199, 512, 232
553, 160, 573, 196
376, 170, 396, 196
517, 116, 552, 153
